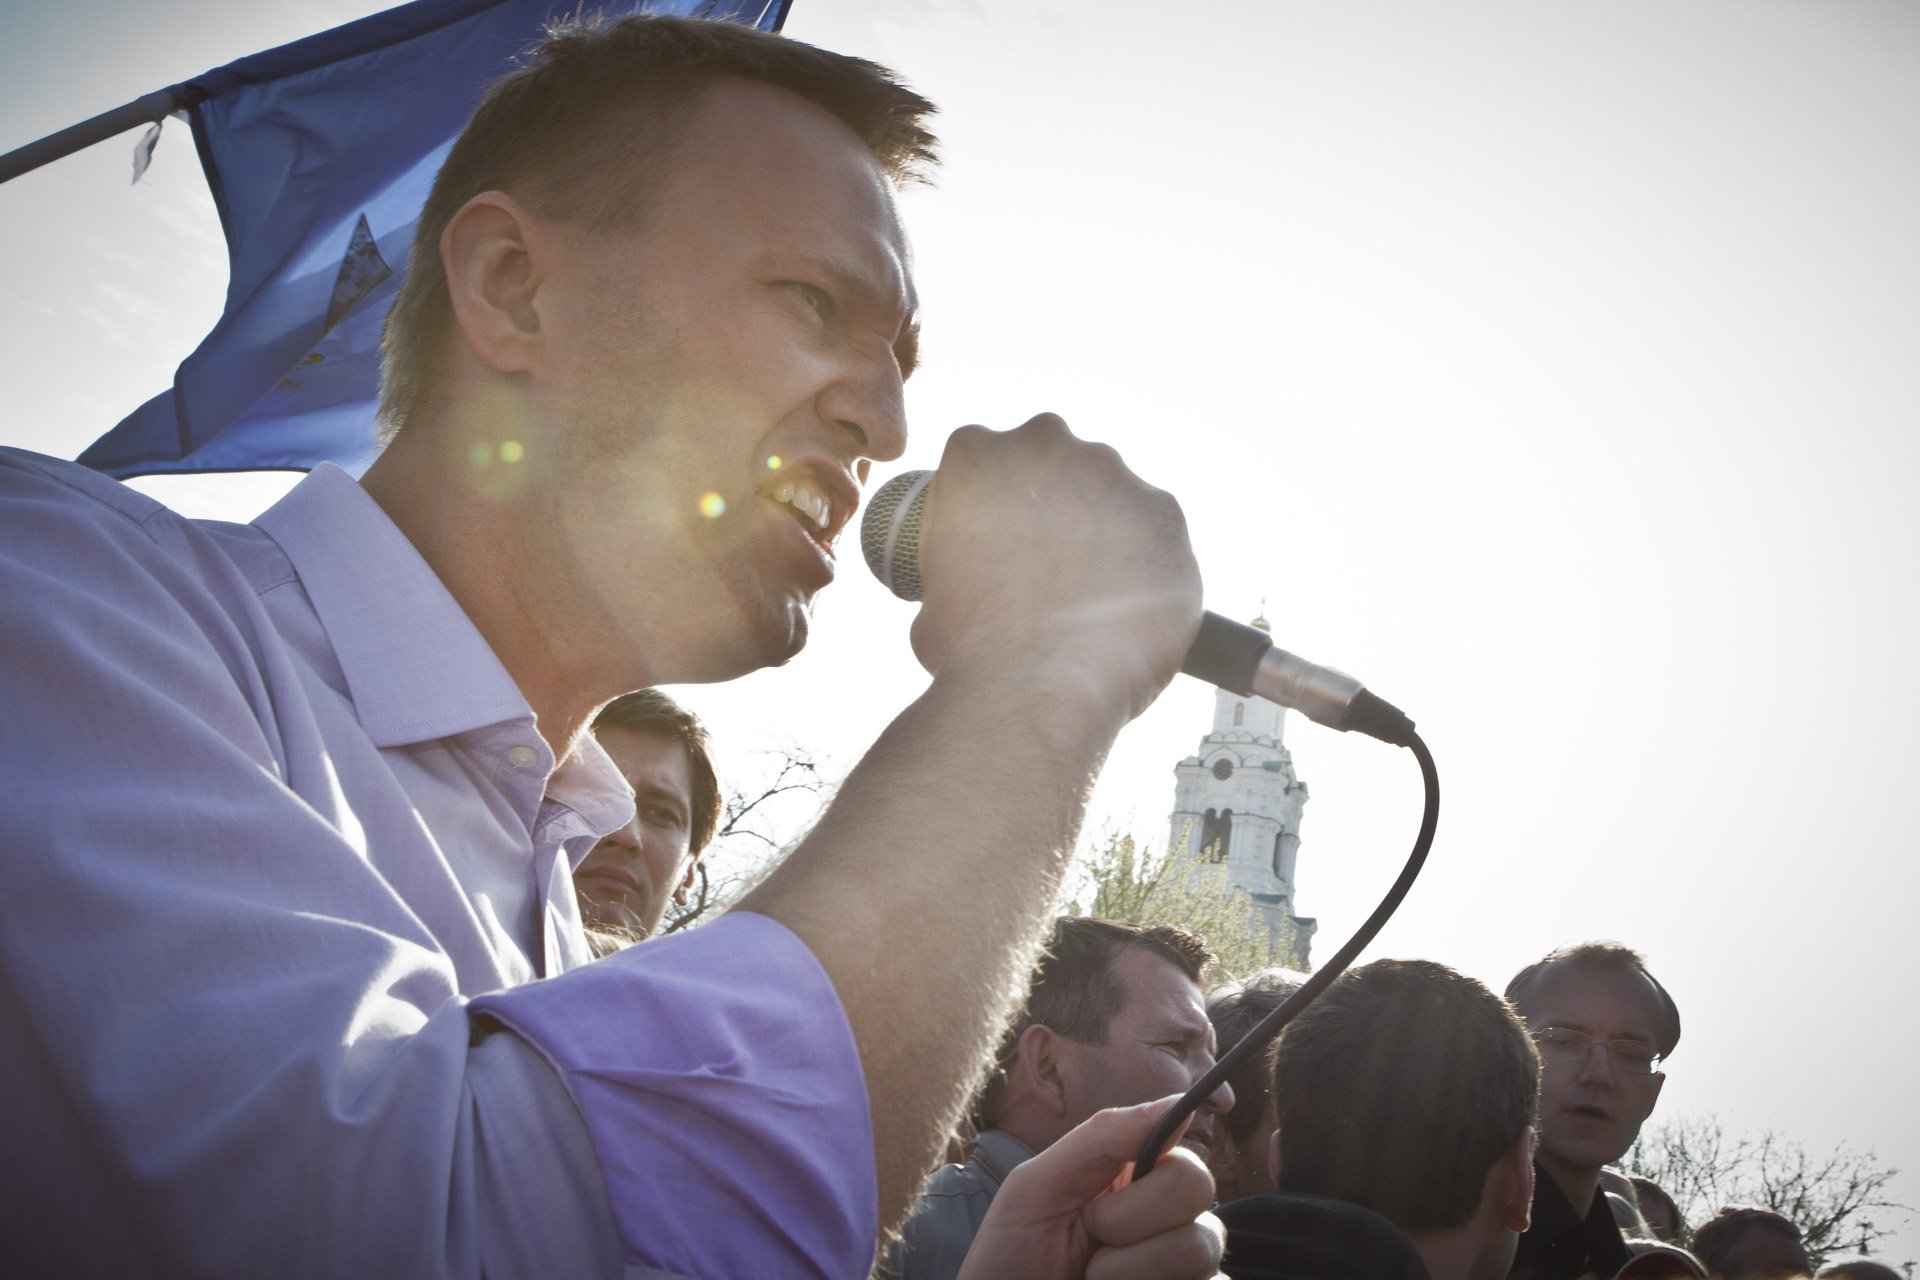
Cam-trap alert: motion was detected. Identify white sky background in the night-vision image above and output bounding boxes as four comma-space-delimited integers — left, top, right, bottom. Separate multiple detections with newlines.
3, 0, 1916, 1260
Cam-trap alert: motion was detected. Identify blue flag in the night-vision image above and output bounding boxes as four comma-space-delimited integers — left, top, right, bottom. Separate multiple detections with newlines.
80, 0, 791, 479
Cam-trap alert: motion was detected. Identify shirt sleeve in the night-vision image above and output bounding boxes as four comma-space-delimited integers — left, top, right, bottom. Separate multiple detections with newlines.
473, 914, 877, 1280
0, 453, 871, 1279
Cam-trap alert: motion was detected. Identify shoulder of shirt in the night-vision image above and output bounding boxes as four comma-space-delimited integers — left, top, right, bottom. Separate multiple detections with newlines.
0, 447, 291, 594
892, 1157, 997, 1271
917, 1154, 1004, 1203
917, 1170, 993, 1202
0, 447, 176, 531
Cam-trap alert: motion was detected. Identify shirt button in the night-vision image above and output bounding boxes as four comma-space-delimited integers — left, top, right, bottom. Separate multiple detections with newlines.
508, 745, 538, 769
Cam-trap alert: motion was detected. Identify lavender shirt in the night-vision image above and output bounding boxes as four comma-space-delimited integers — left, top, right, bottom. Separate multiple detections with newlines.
0, 448, 874, 1278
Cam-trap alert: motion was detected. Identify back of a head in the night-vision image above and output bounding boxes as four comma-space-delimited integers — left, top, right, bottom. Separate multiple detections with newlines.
1505, 940, 1682, 1058
1271, 958, 1540, 1233
1630, 1173, 1690, 1245
976, 916, 1213, 1127
378, 13, 939, 436
1207, 967, 1305, 1147
1691, 1207, 1809, 1280
1618, 1243, 1711, 1280
1816, 1260, 1903, 1280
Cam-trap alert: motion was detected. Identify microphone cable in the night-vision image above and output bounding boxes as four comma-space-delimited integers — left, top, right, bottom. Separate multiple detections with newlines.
856, 466, 1441, 1177
1132, 728, 1439, 1179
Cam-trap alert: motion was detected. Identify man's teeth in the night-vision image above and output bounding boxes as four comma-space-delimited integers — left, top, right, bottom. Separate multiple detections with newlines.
774, 480, 830, 531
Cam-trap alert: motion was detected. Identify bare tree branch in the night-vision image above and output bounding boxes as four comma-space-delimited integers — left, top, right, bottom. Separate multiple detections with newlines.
660, 745, 832, 935
1626, 1115, 1911, 1269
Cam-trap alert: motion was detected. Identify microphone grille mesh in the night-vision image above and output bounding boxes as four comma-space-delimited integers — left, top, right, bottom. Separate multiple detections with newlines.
861, 469, 933, 601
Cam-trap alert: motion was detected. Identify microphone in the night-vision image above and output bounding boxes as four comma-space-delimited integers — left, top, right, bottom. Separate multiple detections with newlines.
861, 469, 1417, 747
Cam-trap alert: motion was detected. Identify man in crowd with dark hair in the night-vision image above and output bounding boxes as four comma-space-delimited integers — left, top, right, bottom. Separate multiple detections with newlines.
574, 688, 724, 950
889, 916, 1234, 1280
1505, 942, 1683, 1280
1218, 958, 1540, 1280
0, 15, 1219, 1278
1205, 966, 1305, 1203
1690, 1208, 1810, 1280
1815, 1258, 1904, 1280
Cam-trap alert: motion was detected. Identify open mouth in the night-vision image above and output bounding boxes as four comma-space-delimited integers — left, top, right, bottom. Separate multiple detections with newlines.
1568, 1103, 1613, 1123
771, 478, 831, 535
763, 468, 852, 552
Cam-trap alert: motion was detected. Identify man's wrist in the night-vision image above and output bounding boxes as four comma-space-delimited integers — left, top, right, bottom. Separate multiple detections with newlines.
924, 644, 1160, 754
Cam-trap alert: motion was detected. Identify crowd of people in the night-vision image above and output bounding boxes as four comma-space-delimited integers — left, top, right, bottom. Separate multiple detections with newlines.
0, 12, 1903, 1280
879, 921, 1901, 1280
561, 689, 1895, 1280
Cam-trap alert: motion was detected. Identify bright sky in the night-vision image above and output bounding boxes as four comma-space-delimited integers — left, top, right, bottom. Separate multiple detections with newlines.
4, 0, 1916, 1262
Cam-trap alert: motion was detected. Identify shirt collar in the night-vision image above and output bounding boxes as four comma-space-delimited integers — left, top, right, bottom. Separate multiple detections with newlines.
548, 734, 637, 866
254, 463, 532, 747
970, 1129, 1038, 1187
1214, 1193, 1433, 1280
1516, 1161, 1632, 1280
1527, 1164, 1585, 1238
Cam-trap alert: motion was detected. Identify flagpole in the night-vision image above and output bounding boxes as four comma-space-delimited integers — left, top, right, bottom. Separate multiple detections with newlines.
0, 88, 185, 185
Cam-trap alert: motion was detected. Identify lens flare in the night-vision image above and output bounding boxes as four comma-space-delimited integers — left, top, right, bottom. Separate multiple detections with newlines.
499, 440, 524, 464
699, 493, 726, 519
469, 442, 492, 468
766, 455, 783, 471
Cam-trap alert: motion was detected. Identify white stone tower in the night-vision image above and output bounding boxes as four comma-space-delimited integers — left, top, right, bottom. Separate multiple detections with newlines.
1167, 616, 1316, 968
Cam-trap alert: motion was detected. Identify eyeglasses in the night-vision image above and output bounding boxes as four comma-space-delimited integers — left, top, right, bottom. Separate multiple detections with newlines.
1531, 1026, 1663, 1076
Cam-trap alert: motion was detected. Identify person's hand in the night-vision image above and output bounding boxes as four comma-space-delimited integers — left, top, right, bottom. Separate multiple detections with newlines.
954, 1097, 1226, 1280
908, 415, 1202, 728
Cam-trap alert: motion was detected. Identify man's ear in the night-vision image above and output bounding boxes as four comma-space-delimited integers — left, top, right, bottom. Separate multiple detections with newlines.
671, 859, 698, 906
1495, 1125, 1536, 1232
1267, 1127, 1283, 1186
440, 190, 550, 377
1014, 1024, 1070, 1118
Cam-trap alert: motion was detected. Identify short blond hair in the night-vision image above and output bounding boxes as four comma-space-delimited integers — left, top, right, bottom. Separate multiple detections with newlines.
377, 13, 937, 438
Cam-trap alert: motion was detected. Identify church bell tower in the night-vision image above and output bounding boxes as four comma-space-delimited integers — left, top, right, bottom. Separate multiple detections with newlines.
1167, 615, 1316, 967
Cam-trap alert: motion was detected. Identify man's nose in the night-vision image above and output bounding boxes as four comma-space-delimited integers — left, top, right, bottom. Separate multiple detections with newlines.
818, 351, 907, 466
1576, 1040, 1618, 1084
1200, 1069, 1235, 1117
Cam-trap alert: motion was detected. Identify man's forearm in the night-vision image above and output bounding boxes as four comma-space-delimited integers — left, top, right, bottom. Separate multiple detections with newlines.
747, 416, 1203, 1234
742, 663, 1127, 1230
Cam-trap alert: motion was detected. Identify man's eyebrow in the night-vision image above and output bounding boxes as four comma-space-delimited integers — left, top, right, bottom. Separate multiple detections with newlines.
1157, 1008, 1212, 1038
804, 253, 918, 377
1543, 1020, 1654, 1042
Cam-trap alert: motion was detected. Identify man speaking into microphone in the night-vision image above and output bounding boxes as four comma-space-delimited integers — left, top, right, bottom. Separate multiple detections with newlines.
0, 15, 1219, 1279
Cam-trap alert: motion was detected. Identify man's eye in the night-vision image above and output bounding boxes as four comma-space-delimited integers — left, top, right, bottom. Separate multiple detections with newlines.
1613, 1042, 1655, 1067
787, 282, 832, 317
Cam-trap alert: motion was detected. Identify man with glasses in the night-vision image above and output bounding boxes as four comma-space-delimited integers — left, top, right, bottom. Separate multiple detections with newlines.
1504, 943, 1683, 1280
